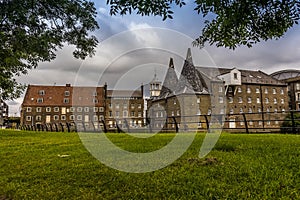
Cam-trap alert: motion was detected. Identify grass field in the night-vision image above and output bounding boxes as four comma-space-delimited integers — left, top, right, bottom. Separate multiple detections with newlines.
0, 130, 299, 199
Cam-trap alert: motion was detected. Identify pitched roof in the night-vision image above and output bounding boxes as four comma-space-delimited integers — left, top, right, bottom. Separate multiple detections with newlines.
22, 84, 105, 106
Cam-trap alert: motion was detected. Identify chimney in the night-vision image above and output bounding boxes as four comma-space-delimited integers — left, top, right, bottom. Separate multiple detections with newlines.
66, 84, 71, 87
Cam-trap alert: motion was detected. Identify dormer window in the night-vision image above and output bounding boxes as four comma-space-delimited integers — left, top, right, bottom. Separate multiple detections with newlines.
37, 98, 43, 103
65, 91, 70, 96
39, 90, 45, 95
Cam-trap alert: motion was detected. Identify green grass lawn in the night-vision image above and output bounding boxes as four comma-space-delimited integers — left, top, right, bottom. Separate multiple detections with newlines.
0, 130, 299, 199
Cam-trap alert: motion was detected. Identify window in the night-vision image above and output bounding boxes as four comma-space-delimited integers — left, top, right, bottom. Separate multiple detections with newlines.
131, 111, 135, 117
114, 104, 119, 109
123, 104, 127, 109
70, 115, 75, 120
264, 88, 268, 94
93, 98, 98, 103
26, 107, 32, 112
272, 98, 277, 104
273, 88, 276, 94
258, 107, 262, 113
93, 115, 98, 121
256, 88, 260, 93
174, 99, 176, 105
26, 116, 32, 121
65, 91, 70, 96
171, 111, 174, 116
109, 111, 112, 118
131, 104, 135, 109
138, 112, 142, 117
70, 107, 75, 112
54, 115, 59, 120
197, 109, 201, 115
247, 87, 251, 93
109, 103, 112, 109
282, 109, 286, 113
234, 73, 238, 80
115, 111, 120, 118
99, 115, 104, 121
54, 107, 59, 112
265, 98, 269, 104
93, 91, 97, 96
220, 109, 224, 114
240, 108, 243, 113
248, 108, 252, 113
228, 87, 233, 93
37, 98, 43, 103
281, 99, 284, 104
219, 86, 223, 93
238, 97, 243, 103
240, 120, 244, 126
228, 97, 233, 103
258, 121, 263, 126
280, 88, 284, 95
39, 90, 45, 95
36, 115, 42, 121
46, 107, 51, 112
257, 97, 261, 104
123, 110, 128, 117
64, 98, 69, 104
138, 104, 142, 109
219, 97, 224, 103
249, 121, 253, 126
36, 107, 42, 112
229, 109, 234, 114
247, 97, 252, 103
207, 109, 212, 115
160, 112, 164, 117
267, 121, 271, 125
237, 87, 242, 93
77, 115, 82, 120
274, 108, 278, 113
296, 83, 300, 90
177, 110, 180, 116
99, 107, 104, 112
197, 98, 200, 104
84, 107, 89, 112
266, 108, 270, 113
93, 107, 98, 112
61, 115, 66, 120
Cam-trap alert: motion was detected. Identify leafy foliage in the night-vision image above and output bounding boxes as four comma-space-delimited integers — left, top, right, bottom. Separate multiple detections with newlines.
107, 0, 300, 49
0, 0, 99, 99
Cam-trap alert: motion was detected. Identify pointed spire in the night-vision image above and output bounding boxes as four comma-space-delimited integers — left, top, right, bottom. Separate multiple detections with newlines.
186, 48, 193, 64
169, 57, 174, 68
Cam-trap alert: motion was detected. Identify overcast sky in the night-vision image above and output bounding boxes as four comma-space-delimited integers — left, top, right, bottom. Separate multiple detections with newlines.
7, 1, 300, 116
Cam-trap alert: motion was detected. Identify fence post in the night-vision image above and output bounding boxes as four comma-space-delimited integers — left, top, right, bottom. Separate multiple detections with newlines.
101, 120, 107, 133
59, 123, 64, 132
66, 123, 70, 133
242, 113, 249, 134
172, 116, 178, 133
204, 115, 210, 132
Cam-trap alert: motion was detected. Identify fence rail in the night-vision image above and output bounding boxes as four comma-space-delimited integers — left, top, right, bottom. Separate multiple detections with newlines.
19, 110, 300, 134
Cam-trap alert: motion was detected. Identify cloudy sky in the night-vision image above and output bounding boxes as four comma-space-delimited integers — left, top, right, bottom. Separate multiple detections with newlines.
7, 1, 300, 116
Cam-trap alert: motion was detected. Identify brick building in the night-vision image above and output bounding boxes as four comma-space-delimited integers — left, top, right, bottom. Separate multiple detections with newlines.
21, 84, 144, 131
148, 49, 289, 131
271, 70, 300, 110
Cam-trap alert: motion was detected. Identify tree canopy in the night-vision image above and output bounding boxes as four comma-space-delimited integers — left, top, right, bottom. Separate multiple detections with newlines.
0, 0, 99, 99
107, 0, 300, 48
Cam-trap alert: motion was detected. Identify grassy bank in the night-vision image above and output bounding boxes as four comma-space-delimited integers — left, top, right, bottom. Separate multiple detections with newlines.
0, 130, 299, 199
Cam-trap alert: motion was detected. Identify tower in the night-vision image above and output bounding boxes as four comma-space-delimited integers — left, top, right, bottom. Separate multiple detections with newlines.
150, 70, 162, 99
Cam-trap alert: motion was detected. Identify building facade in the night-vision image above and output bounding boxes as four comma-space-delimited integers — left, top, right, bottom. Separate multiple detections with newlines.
21, 84, 144, 131
271, 70, 300, 111
147, 49, 289, 132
